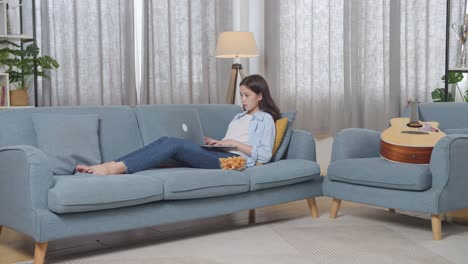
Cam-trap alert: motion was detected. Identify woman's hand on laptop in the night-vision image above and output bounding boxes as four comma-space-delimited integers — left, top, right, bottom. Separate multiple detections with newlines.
213, 139, 238, 147
204, 137, 217, 145
205, 137, 239, 147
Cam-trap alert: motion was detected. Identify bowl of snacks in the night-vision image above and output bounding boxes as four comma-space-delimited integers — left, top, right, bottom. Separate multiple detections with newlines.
219, 156, 246, 171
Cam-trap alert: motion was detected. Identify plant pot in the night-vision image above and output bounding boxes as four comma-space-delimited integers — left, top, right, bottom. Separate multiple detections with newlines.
9, 89, 29, 106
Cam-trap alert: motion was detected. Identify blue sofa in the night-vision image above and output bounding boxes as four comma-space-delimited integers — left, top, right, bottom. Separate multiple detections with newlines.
0, 104, 322, 263
323, 103, 468, 240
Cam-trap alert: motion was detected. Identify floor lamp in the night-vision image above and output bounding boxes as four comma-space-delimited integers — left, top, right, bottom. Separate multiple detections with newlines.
215, 32, 259, 104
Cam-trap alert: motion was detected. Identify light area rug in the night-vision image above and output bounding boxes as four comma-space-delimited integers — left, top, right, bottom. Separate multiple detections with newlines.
16, 206, 468, 264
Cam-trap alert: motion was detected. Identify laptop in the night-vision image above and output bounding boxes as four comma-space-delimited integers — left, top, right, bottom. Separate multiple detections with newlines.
167, 109, 235, 148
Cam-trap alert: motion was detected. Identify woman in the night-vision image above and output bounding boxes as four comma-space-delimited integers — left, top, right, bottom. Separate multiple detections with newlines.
76, 74, 281, 175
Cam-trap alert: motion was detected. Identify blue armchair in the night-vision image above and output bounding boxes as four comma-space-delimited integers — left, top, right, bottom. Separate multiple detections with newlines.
323, 103, 468, 240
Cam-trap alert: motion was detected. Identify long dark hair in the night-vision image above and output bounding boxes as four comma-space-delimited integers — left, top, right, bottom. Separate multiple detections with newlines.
240, 74, 281, 121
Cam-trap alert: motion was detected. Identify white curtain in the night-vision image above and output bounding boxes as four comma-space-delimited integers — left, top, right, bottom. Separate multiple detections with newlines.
35, 0, 136, 106
265, 0, 464, 135
141, 0, 232, 104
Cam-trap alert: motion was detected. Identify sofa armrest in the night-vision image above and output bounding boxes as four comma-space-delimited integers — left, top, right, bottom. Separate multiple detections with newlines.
331, 128, 381, 162
430, 135, 468, 212
285, 129, 316, 162
0, 145, 54, 216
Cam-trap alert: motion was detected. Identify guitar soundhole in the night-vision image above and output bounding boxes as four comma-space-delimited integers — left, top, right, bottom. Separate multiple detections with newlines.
407, 122, 423, 128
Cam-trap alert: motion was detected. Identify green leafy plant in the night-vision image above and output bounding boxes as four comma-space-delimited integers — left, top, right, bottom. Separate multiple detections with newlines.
431, 88, 455, 102
431, 72, 466, 102
0, 40, 59, 90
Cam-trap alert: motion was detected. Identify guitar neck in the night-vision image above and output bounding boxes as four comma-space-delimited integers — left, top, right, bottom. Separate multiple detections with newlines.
409, 100, 420, 123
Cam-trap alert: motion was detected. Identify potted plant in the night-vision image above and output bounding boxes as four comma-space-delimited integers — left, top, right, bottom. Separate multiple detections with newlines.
431, 71, 467, 102
0, 40, 59, 106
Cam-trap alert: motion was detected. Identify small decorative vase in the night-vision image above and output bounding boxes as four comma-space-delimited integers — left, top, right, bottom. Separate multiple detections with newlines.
9, 89, 29, 106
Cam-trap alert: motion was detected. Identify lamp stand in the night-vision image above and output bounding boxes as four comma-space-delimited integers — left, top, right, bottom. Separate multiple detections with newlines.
225, 63, 246, 104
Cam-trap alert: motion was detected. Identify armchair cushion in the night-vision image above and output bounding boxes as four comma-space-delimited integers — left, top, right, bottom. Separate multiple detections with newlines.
328, 157, 432, 191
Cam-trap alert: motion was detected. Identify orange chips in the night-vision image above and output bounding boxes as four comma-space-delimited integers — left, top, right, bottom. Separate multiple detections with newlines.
219, 156, 246, 170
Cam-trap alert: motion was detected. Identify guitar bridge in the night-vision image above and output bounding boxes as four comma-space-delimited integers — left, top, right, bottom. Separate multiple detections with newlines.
401, 131, 429, 135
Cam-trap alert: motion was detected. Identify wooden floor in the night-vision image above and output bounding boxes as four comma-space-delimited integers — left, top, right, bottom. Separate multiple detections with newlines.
0, 226, 35, 264
447, 209, 468, 225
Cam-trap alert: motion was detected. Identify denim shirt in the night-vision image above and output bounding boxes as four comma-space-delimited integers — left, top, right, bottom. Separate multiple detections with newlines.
230, 110, 276, 167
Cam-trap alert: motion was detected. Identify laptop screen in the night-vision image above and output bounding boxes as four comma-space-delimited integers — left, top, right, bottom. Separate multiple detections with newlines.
167, 109, 205, 146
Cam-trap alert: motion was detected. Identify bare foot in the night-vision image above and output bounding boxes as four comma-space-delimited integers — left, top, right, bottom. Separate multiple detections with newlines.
75, 165, 92, 173
75, 162, 127, 175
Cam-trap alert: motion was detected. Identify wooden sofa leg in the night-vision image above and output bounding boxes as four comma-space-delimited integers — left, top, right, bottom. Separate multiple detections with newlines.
307, 198, 319, 218
330, 198, 341, 219
34, 242, 48, 264
249, 209, 256, 224
431, 214, 442, 240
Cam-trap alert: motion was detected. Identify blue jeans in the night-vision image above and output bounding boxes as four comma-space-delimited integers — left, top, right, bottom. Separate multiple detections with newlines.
115, 137, 239, 173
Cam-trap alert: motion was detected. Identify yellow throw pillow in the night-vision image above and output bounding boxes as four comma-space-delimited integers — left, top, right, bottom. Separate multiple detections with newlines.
272, 118, 289, 156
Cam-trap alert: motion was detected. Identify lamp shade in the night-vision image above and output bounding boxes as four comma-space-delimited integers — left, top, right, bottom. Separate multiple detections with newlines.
215, 31, 259, 58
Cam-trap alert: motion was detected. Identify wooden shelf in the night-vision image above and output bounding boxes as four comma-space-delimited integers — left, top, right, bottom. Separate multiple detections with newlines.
0, 106, 35, 109
0, 34, 33, 41
0, 0, 37, 107
0, 74, 8, 107
449, 67, 468, 73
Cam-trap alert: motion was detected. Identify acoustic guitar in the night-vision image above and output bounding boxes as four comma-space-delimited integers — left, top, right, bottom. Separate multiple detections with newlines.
380, 100, 446, 164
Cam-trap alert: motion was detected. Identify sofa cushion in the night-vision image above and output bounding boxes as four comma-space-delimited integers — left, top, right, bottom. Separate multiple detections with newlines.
32, 114, 102, 175
135, 168, 250, 200
271, 112, 296, 161
327, 157, 432, 191
273, 118, 288, 156
244, 159, 321, 191
48, 173, 164, 213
